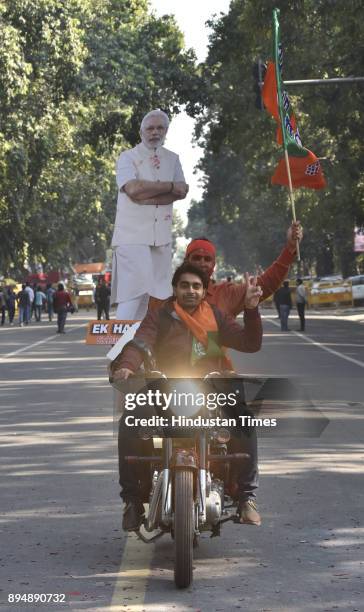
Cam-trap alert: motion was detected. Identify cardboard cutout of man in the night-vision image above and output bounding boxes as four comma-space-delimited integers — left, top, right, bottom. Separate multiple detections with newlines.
111, 109, 189, 321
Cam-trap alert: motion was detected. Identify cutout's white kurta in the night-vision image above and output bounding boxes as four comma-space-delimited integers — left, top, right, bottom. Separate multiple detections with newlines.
111, 142, 185, 304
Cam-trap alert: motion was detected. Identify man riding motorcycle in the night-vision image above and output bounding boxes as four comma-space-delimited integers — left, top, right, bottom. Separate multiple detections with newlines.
112, 263, 263, 531
143, 222, 302, 524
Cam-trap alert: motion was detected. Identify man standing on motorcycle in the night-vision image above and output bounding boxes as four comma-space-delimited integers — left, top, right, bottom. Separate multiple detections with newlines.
112, 263, 263, 531
183, 221, 302, 317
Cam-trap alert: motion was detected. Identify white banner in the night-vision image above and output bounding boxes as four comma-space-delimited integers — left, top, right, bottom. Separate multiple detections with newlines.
354, 226, 364, 252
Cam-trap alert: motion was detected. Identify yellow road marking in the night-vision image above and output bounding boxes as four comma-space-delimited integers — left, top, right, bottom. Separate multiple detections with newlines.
110, 532, 154, 610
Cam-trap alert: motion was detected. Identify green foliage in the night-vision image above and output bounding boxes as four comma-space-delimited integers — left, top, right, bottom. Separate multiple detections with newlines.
187, 0, 364, 277
171, 209, 184, 253
0, 0, 199, 276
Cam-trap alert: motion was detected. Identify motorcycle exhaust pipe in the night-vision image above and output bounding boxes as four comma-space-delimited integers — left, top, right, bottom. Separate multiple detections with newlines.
125, 456, 162, 462
208, 453, 250, 461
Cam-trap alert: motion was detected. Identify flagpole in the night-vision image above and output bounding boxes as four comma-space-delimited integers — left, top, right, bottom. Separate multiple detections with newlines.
284, 150, 300, 259
273, 9, 301, 260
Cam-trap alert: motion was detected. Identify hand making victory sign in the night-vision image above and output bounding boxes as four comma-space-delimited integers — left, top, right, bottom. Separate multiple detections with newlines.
243, 273, 263, 309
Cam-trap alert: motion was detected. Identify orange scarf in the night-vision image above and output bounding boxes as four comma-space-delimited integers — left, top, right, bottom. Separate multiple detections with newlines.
174, 300, 217, 346
174, 300, 233, 370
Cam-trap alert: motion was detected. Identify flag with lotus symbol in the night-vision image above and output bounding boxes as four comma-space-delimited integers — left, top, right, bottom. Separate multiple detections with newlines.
262, 9, 326, 190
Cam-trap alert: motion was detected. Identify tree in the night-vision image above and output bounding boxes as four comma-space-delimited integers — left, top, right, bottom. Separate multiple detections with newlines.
187, 0, 364, 277
0, 0, 200, 276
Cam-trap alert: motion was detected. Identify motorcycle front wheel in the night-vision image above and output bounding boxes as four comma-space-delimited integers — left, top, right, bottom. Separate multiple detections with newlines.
174, 469, 194, 588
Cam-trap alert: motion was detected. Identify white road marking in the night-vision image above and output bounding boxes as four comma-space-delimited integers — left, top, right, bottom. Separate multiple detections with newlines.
0, 376, 107, 386
2, 356, 107, 364
264, 316, 364, 369
0, 323, 87, 362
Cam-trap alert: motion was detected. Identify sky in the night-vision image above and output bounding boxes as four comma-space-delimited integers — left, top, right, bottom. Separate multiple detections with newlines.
149, 0, 232, 222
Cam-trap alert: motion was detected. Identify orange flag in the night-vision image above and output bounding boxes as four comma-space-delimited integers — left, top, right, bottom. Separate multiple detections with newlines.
272, 150, 326, 190
262, 56, 326, 190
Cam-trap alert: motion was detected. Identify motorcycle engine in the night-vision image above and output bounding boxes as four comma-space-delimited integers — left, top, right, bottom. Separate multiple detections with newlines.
205, 479, 224, 526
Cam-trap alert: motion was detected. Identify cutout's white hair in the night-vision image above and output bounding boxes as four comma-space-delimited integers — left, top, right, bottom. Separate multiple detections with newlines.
140, 109, 169, 132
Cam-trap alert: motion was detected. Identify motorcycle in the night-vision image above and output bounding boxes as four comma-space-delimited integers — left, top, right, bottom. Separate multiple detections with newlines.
111, 344, 250, 589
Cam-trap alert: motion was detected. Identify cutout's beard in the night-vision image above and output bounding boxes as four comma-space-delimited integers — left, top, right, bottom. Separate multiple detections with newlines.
141, 133, 166, 150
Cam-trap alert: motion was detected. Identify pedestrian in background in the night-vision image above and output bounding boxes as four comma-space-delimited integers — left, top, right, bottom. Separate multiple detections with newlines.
24, 282, 34, 324
6, 286, 16, 325
46, 283, 55, 322
53, 283, 73, 334
296, 278, 307, 332
275, 280, 292, 331
17, 284, 30, 326
34, 286, 46, 321
95, 278, 111, 320
31, 283, 37, 320
73, 286, 79, 312
273, 290, 281, 318
0, 287, 6, 326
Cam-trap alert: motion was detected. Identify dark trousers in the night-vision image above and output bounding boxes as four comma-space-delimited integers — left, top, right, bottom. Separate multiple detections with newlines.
47, 303, 54, 321
297, 302, 305, 331
118, 415, 258, 503
35, 305, 42, 321
118, 422, 155, 502
97, 303, 110, 320
57, 307, 67, 332
8, 305, 15, 323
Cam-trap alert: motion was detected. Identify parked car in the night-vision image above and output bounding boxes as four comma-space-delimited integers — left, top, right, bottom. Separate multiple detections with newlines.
70, 274, 95, 308
310, 278, 352, 307
346, 275, 364, 305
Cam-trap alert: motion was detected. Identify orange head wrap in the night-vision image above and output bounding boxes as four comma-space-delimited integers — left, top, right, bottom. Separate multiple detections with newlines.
185, 239, 216, 258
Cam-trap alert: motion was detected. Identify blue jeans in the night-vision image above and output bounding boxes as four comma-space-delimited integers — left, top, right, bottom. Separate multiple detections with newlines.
279, 305, 290, 331
19, 306, 27, 324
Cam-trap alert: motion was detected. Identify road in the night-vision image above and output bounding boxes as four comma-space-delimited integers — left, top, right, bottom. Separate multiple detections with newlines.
0, 309, 363, 612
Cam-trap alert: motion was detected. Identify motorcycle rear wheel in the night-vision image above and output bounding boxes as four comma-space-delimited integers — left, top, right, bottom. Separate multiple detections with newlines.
174, 469, 194, 588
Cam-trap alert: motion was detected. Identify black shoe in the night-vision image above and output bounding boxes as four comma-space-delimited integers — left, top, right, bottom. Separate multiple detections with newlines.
122, 499, 145, 531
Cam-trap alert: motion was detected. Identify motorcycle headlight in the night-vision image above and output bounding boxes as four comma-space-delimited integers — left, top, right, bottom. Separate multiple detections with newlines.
166, 380, 206, 418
